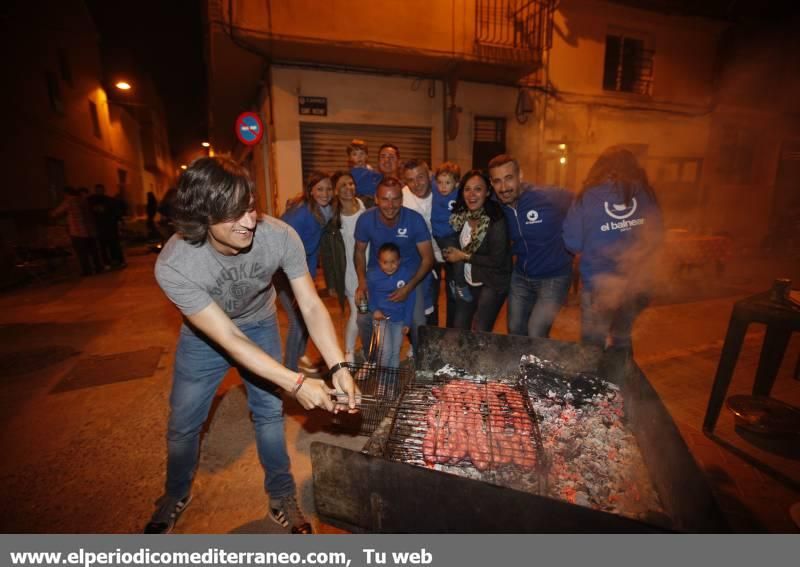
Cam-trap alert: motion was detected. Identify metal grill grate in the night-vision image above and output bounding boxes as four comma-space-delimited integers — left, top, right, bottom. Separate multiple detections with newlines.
383, 369, 548, 495
332, 362, 411, 436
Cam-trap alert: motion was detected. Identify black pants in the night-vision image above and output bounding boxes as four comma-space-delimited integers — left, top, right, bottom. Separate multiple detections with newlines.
97, 230, 125, 267
71, 237, 103, 276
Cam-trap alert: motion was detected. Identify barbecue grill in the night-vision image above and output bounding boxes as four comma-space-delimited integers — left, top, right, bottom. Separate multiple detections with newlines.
312, 326, 728, 533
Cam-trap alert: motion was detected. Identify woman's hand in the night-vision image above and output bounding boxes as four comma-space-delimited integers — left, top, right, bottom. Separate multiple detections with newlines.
443, 247, 469, 263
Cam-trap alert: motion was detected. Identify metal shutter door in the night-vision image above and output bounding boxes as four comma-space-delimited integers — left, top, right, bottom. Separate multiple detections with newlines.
300, 123, 432, 181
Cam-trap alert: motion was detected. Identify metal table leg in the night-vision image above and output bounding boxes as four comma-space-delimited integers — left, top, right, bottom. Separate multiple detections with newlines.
752, 326, 792, 396
703, 316, 749, 435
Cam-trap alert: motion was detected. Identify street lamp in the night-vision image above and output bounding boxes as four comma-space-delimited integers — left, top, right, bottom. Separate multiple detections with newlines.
115, 81, 132, 91
201, 142, 210, 148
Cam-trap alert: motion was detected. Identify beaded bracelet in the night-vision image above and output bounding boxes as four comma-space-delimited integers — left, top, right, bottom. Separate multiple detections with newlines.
291, 373, 306, 397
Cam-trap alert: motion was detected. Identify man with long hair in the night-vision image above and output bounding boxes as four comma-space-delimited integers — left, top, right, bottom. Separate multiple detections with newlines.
563, 146, 663, 351
147, 157, 357, 535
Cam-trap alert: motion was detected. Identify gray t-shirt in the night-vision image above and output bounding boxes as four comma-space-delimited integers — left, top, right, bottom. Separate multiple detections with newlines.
155, 217, 308, 334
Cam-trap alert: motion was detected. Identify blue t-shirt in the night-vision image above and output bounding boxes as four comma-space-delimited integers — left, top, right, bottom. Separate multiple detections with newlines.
354, 207, 431, 273
350, 167, 383, 198
431, 187, 458, 239
367, 263, 416, 327
562, 183, 663, 289
281, 203, 322, 277
502, 183, 574, 278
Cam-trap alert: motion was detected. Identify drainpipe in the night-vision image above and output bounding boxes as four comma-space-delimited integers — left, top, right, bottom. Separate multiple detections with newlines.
442, 78, 449, 162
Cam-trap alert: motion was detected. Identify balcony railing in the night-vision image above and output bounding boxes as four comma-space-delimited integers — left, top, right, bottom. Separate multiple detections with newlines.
474, 0, 555, 65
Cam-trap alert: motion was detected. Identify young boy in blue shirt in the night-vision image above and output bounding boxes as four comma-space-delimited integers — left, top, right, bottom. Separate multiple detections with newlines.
348, 139, 381, 207
367, 243, 415, 368
431, 162, 471, 302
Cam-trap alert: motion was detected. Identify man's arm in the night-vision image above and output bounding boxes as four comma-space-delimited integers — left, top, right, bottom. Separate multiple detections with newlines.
354, 240, 369, 304
289, 272, 358, 411
388, 240, 434, 302
185, 301, 338, 412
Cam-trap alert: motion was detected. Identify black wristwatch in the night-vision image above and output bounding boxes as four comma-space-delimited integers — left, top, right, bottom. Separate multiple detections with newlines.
328, 361, 350, 377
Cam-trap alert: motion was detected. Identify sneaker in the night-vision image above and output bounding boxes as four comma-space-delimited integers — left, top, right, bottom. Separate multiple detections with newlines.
143, 494, 192, 534
269, 494, 312, 534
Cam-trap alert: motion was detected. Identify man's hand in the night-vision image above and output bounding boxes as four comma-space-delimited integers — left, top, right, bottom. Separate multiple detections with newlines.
355, 285, 368, 305
294, 377, 336, 412
373, 309, 386, 320
389, 284, 412, 303
331, 366, 359, 413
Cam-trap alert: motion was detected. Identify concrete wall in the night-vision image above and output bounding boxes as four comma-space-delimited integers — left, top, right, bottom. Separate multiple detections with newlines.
235, 0, 476, 57
266, 66, 542, 214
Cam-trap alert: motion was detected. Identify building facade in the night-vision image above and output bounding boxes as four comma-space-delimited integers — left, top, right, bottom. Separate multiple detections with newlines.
0, 0, 174, 255
207, 0, 798, 245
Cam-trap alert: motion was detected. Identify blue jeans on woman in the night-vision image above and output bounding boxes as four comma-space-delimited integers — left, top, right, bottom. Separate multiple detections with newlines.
165, 316, 295, 501
275, 272, 307, 372
451, 285, 508, 333
580, 289, 649, 349
507, 270, 572, 337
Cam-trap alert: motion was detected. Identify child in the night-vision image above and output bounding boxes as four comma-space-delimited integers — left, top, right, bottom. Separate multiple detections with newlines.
431, 162, 472, 301
348, 139, 382, 207
366, 243, 415, 368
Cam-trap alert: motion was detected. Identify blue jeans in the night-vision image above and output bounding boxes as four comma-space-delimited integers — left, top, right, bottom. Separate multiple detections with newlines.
373, 319, 405, 368
166, 317, 295, 500
507, 270, 571, 337
275, 273, 307, 372
451, 285, 508, 333
581, 289, 649, 349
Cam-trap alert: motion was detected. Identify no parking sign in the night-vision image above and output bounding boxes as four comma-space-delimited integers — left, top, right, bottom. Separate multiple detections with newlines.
235, 112, 264, 146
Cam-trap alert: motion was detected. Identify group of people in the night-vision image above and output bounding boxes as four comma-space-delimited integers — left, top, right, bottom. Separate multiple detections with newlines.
278, 141, 664, 371
146, 141, 663, 535
51, 184, 127, 275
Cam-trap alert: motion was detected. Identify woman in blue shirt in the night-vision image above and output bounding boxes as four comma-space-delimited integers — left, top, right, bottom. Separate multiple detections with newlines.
562, 146, 663, 352
278, 171, 339, 372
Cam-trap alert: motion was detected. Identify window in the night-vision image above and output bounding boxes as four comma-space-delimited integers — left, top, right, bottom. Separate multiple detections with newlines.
472, 117, 507, 171
89, 101, 101, 138
603, 34, 654, 95
46, 72, 63, 114
58, 49, 72, 86
717, 126, 754, 184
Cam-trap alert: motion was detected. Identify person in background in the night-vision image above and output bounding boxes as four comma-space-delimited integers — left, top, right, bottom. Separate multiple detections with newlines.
332, 171, 367, 363
347, 139, 382, 208
278, 171, 339, 375
489, 154, 574, 338
431, 162, 466, 320
88, 184, 126, 269
400, 159, 439, 328
51, 186, 102, 276
146, 191, 159, 240
562, 146, 664, 352
442, 170, 512, 332
148, 156, 356, 535
354, 177, 434, 355
377, 143, 401, 179
367, 243, 415, 368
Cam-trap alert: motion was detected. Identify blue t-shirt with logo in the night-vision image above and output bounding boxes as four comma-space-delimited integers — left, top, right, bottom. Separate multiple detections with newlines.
354, 206, 431, 272
431, 187, 459, 239
367, 263, 416, 327
281, 203, 322, 277
562, 182, 663, 289
350, 167, 383, 198
502, 183, 574, 278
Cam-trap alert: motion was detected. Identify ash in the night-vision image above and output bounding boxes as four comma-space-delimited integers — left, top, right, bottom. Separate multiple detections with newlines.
520, 354, 663, 520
